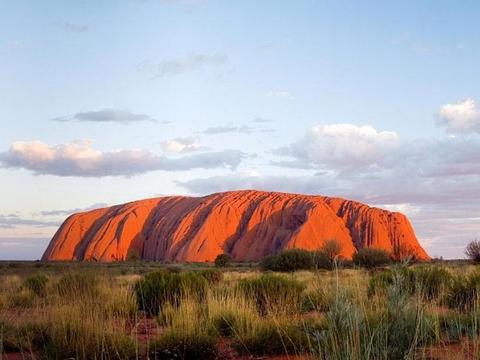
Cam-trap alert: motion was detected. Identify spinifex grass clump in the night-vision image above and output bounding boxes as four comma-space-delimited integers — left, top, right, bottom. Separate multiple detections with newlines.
233, 318, 311, 356
152, 297, 219, 360
134, 270, 208, 316
237, 273, 305, 315
23, 274, 48, 297
56, 271, 99, 299
41, 306, 137, 359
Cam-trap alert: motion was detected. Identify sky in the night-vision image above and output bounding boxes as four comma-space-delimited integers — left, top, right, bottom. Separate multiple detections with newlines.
1, 0, 479, 260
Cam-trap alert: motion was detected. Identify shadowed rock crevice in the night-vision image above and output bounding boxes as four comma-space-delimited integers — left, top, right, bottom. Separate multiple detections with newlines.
42, 190, 430, 262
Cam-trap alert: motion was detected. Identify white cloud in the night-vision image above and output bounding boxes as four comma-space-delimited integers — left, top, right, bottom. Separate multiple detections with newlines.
438, 98, 480, 134
276, 124, 398, 170
0, 140, 244, 177
138, 53, 228, 77
161, 136, 205, 154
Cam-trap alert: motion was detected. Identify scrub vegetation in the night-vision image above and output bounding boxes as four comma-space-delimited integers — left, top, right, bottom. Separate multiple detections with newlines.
1, 250, 480, 359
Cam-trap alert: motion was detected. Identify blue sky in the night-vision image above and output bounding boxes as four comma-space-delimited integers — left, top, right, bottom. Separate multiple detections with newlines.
1, 0, 479, 259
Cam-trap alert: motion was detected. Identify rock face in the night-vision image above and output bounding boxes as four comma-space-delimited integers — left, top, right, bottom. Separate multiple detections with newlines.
42, 190, 429, 262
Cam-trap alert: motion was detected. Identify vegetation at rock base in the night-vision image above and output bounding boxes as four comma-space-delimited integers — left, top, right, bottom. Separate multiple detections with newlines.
1, 254, 480, 359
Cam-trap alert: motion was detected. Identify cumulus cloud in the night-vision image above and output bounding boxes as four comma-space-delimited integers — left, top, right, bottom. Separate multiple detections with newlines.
275, 124, 398, 171
160, 136, 206, 154
438, 98, 480, 134
0, 140, 244, 177
138, 53, 228, 77
202, 125, 254, 135
53, 109, 159, 123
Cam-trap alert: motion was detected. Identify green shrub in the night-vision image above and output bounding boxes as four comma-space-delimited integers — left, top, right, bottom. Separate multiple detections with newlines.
353, 248, 391, 269
23, 274, 48, 297
199, 268, 223, 285
233, 320, 309, 356
311, 251, 335, 270
0, 321, 49, 353
134, 271, 208, 316
301, 290, 334, 313
413, 266, 452, 300
150, 329, 218, 360
237, 274, 305, 315
368, 266, 452, 301
260, 249, 313, 272
445, 272, 480, 311
214, 254, 231, 268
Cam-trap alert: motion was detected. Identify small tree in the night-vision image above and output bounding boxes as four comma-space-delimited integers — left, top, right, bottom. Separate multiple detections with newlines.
127, 248, 141, 261
214, 254, 232, 268
465, 240, 480, 263
320, 239, 343, 263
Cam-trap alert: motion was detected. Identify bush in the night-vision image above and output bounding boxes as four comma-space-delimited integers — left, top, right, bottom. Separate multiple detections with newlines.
311, 251, 335, 270
413, 266, 452, 300
237, 274, 305, 315
260, 249, 313, 272
150, 329, 218, 360
134, 271, 208, 316
198, 268, 223, 285
353, 248, 391, 269
23, 274, 48, 297
214, 254, 231, 268
465, 240, 480, 263
233, 320, 309, 356
444, 272, 480, 311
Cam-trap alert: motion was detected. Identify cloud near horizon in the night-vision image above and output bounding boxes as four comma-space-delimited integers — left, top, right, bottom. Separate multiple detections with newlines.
0, 214, 60, 229
53, 109, 160, 123
0, 140, 245, 177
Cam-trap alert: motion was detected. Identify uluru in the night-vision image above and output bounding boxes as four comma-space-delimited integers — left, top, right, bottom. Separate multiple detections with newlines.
42, 190, 429, 262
